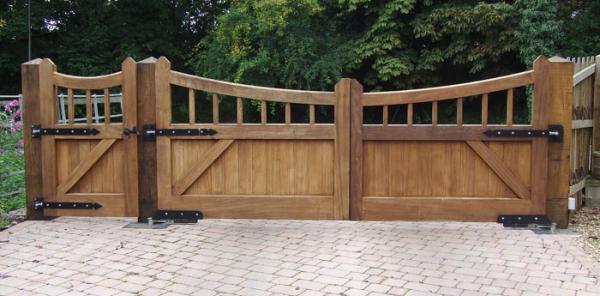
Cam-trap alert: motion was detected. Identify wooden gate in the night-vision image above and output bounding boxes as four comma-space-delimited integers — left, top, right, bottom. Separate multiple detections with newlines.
22, 58, 138, 217
350, 57, 572, 222
22, 56, 573, 224
151, 58, 348, 219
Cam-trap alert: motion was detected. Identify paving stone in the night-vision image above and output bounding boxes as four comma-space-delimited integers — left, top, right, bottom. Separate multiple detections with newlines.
0, 218, 599, 296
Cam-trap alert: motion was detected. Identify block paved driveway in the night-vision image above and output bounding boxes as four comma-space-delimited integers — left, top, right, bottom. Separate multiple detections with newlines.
1, 218, 599, 296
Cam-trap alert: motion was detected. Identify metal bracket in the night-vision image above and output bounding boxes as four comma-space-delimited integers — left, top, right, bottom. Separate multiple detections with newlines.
143, 125, 217, 141
483, 125, 563, 142
33, 198, 102, 210
31, 124, 99, 138
152, 210, 203, 223
497, 215, 550, 228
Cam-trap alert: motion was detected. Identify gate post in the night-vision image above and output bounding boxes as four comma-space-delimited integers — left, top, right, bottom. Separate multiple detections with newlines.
22, 59, 54, 220
334, 78, 363, 220
136, 57, 160, 222
545, 56, 574, 228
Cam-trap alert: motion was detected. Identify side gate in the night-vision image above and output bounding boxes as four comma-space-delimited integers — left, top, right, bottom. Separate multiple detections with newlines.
22, 56, 573, 225
22, 58, 138, 217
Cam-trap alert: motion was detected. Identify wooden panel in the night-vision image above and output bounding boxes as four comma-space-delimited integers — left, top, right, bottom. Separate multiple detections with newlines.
53, 71, 122, 89
172, 140, 334, 196
362, 141, 530, 199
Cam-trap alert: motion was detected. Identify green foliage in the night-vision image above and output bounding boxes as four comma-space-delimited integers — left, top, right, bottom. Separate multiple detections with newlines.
516, 0, 563, 66
339, 1, 523, 91
0, 0, 226, 93
187, 0, 354, 91
0, 100, 25, 222
558, 0, 600, 56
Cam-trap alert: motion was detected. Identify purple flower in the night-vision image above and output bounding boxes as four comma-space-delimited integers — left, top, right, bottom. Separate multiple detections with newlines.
14, 110, 21, 116
9, 100, 18, 107
3, 104, 10, 112
16, 139, 24, 147
14, 121, 23, 128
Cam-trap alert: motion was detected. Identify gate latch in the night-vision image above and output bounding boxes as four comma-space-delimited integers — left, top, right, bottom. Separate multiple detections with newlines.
34, 198, 102, 210
483, 124, 563, 142
31, 124, 99, 138
142, 124, 217, 141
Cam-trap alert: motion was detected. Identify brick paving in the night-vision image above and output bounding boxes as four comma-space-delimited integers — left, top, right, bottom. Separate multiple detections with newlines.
0, 217, 599, 296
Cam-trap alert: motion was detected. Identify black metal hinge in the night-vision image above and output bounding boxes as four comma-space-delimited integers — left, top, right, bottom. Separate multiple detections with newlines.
152, 210, 203, 223
31, 124, 99, 138
497, 215, 550, 227
34, 198, 102, 210
483, 124, 563, 142
142, 124, 217, 141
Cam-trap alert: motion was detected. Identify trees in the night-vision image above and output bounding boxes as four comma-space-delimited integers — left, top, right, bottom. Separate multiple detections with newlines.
187, 0, 354, 91
0, 0, 225, 93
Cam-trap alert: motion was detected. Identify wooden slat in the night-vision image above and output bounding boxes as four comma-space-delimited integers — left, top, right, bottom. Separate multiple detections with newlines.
457, 98, 463, 126
170, 70, 335, 105
572, 119, 593, 129
67, 88, 74, 125
363, 70, 534, 106
236, 97, 243, 125
285, 103, 291, 125
173, 139, 235, 195
431, 101, 438, 126
309, 105, 315, 125
212, 93, 219, 124
362, 197, 532, 221
466, 141, 531, 199
407, 103, 413, 126
261, 100, 267, 124
188, 88, 195, 124
53, 71, 122, 89
382, 105, 388, 126
507, 89, 513, 126
573, 64, 595, 86
481, 93, 488, 127
594, 55, 600, 151
103, 88, 110, 124
56, 139, 117, 194
121, 57, 138, 217
85, 90, 92, 124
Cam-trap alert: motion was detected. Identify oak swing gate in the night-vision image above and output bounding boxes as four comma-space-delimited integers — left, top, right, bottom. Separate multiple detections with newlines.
22, 56, 574, 225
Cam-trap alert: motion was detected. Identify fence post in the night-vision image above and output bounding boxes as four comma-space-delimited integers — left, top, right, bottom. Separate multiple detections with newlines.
593, 55, 600, 151
334, 78, 363, 220
546, 56, 574, 228
136, 57, 159, 222
21, 59, 54, 220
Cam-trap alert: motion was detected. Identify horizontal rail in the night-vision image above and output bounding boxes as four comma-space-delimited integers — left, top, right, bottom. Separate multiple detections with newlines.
53, 71, 122, 89
573, 64, 595, 86
170, 71, 336, 105
572, 119, 593, 129
165, 124, 335, 139
363, 125, 535, 141
363, 70, 534, 106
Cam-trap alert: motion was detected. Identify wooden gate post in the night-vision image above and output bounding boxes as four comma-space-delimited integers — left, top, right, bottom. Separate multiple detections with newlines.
335, 78, 363, 220
136, 57, 160, 222
546, 56, 574, 228
22, 59, 55, 220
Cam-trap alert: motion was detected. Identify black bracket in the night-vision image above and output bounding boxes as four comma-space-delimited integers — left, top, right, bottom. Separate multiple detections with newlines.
483, 124, 563, 142
33, 198, 102, 210
152, 210, 203, 223
31, 124, 99, 138
497, 215, 550, 228
142, 124, 217, 141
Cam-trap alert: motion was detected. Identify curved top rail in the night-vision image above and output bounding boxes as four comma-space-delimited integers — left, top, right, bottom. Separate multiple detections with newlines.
170, 71, 335, 105
53, 71, 122, 89
363, 70, 534, 106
